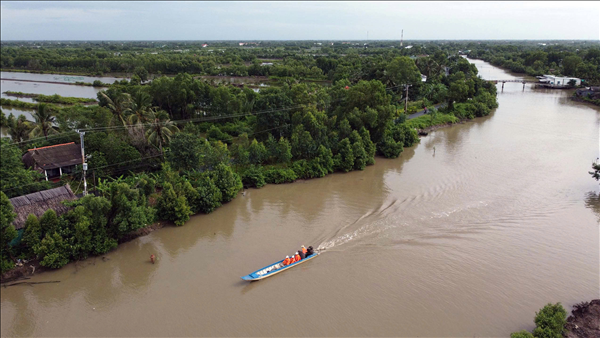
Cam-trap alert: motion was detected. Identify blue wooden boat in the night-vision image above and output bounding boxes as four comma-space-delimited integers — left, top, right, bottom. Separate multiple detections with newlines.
241, 252, 320, 281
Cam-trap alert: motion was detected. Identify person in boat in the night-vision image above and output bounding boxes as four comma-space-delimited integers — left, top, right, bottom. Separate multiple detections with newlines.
299, 247, 306, 260
306, 246, 314, 256
283, 255, 291, 266
301, 245, 308, 254
294, 252, 301, 262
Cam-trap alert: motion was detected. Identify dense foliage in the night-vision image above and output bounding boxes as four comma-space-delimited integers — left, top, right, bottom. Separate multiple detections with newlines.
510, 303, 567, 338
0, 40, 499, 273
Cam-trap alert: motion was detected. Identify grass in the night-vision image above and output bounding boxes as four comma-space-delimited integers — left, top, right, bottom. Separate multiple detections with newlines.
0, 98, 66, 110
405, 113, 458, 129
3, 92, 96, 105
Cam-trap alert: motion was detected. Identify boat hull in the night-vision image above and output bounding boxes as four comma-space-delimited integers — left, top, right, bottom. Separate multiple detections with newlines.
241, 252, 320, 281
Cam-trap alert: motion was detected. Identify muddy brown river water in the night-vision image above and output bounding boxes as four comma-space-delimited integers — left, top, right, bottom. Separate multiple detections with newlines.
1, 59, 599, 337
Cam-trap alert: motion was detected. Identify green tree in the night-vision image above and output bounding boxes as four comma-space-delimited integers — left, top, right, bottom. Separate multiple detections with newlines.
146, 110, 179, 155
39, 209, 60, 238
101, 181, 155, 238
34, 232, 70, 268
248, 139, 267, 165
0, 139, 50, 198
62, 206, 92, 259
532, 303, 567, 338
447, 72, 470, 108
29, 103, 58, 140
167, 133, 203, 171
156, 182, 191, 226
7, 115, 31, 143
241, 165, 266, 188
187, 172, 222, 213
127, 88, 153, 125
359, 127, 376, 165
349, 130, 367, 170
209, 163, 243, 203
0, 191, 17, 273
75, 195, 117, 255
100, 92, 132, 126
387, 56, 422, 87
22, 214, 42, 256
561, 55, 582, 76
134, 66, 149, 82
276, 137, 293, 163
335, 138, 355, 172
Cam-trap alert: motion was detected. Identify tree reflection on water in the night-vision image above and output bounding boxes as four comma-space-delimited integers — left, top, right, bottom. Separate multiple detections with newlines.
584, 191, 600, 222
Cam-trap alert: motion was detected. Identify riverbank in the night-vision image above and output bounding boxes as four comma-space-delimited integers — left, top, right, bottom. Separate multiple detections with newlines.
1, 68, 130, 78
0, 220, 168, 283
564, 300, 600, 338
0, 77, 108, 87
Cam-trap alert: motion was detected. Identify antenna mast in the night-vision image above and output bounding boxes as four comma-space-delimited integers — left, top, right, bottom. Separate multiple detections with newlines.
400, 29, 403, 47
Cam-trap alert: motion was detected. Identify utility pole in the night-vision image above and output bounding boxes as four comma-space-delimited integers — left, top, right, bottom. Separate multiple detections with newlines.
404, 84, 410, 114
78, 130, 88, 196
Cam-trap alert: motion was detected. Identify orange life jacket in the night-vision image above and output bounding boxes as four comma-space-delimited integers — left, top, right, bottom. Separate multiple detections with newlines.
302, 247, 307, 254
283, 258, 290, 265
295, 254, 301, 262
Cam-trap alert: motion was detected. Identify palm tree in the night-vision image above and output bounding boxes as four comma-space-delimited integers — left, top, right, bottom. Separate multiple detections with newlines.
29, 103, 57, 140
100, 92, 132, 126
9, 115, 32, 143
145, 110, 179, 156
127, 89, 153, 126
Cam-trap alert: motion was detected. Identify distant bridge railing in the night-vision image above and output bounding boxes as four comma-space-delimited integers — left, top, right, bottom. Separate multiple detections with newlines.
488, 79, 538, 84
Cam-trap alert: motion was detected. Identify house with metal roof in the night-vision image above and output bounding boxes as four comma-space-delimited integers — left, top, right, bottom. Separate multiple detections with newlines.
22, 142, 82, 181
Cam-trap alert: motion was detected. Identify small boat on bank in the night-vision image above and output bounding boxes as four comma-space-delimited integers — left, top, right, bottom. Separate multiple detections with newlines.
241, 252, 320, 281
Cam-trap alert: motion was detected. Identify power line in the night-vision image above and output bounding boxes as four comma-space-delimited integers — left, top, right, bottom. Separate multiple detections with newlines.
2, 81, 408, 148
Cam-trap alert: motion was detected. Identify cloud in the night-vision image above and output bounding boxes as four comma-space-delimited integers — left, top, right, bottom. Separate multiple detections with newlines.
1, 1, 598, 40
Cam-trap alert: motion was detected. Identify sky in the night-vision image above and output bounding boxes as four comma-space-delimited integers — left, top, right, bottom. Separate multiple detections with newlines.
1, 1, 599, 41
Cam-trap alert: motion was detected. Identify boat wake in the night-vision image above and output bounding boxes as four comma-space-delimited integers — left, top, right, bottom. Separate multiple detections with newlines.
317, 214, 407, 251
316, 198, 491, 252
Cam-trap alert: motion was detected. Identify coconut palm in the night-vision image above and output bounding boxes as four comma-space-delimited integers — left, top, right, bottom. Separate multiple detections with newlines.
9, 115, 32, 143
100, 92, 132, 126
29, 103, 58, 140
127, 89, 153, 126
145, 109, 179, 156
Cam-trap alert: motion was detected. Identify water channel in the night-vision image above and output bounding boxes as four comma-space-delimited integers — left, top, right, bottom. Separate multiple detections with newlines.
1, 59, 598, 337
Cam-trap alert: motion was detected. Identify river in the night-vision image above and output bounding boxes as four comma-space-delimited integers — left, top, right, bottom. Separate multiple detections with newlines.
1, 59, 598, 337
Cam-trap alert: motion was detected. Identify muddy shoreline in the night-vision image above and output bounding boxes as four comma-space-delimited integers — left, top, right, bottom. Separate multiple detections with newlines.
564, 299, 600, 338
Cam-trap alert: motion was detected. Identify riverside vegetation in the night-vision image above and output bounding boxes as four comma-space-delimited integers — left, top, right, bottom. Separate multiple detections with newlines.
0, 42, 498, 274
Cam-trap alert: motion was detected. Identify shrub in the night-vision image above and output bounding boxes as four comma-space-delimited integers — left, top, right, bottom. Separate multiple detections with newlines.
156, 182, 192, 226
34, 232, 71, 268
241, 166, 266, 188
22, 214, 42, 256
533, 303, 567, 338
209, 163, 243, 203
335, 138, 355, 172
510, 330, 534, 338
189, 174, 222, 213
292, 159, 329, 179
263, 168, 298, 184
207, 125, 233, 145
0, 192, 17, 273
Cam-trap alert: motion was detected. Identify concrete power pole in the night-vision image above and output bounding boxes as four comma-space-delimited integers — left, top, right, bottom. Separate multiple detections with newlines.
78, 131, 88, 196
404, 84, 410, 114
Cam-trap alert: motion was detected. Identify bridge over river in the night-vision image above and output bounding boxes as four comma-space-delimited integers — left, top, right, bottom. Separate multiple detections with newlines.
488, 79, 539, 90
